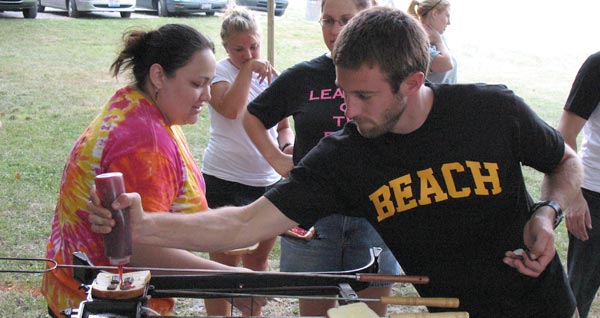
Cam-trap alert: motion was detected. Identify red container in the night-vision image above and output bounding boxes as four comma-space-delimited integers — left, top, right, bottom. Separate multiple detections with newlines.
95, 172, 132, 265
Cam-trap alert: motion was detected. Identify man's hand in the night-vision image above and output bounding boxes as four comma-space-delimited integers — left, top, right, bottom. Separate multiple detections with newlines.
503, 208, 556, 277
87, 187, 144, 239
566, 190, 592, 241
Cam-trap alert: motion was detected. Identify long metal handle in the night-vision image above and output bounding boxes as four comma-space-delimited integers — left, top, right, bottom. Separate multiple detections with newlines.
0, 257, 428, 285
0, 257, 57, 273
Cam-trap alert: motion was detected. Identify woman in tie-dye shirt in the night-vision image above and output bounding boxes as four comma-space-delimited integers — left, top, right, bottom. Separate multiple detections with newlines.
41, 24, 254, 317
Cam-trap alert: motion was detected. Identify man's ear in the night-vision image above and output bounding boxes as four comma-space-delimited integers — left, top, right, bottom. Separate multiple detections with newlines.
148, 63, 165, 90
400, 72, 425, 97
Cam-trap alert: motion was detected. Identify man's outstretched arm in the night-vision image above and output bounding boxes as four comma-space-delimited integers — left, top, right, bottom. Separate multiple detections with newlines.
88, 192, 298, 253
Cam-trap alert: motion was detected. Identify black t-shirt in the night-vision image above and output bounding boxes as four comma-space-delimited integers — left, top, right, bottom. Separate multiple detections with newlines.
564, 51, 600, 118
247, 54, 347, 164
266, 83, 576, 317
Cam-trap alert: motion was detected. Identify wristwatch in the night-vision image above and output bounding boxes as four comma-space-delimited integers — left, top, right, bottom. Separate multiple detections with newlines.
530, 200, 564, 229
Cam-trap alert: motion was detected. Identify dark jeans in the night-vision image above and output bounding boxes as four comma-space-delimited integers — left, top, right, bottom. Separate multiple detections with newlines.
568, 187, 600, 318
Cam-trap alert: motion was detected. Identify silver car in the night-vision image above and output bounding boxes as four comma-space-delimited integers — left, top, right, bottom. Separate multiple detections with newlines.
235, 0, 288, 16
136, 0, 226, 17
0, 0, 37, 18
38, 0, 135, 17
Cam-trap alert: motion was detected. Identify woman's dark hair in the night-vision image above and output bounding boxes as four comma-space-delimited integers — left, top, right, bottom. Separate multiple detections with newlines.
110, 24, 215, 86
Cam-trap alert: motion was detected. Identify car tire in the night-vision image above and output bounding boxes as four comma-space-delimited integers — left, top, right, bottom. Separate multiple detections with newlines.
67, 0, 80, 18
157, 0, 168, 17
37, 0, 45, 12
120, 11, 131, 17
205, 11, 215, 16
275, 10, 284, 16
23, 5, 37, 18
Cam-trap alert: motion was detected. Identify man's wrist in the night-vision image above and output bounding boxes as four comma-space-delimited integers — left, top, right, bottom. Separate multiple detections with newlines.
530, 200, 563, 229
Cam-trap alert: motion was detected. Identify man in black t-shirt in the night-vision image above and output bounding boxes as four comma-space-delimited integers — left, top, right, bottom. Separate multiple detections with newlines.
89, 7, 583, 318
558, 51, 600, 318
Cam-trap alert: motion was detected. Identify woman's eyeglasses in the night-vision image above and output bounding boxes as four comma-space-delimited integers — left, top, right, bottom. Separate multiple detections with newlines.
319, 17, 351, 28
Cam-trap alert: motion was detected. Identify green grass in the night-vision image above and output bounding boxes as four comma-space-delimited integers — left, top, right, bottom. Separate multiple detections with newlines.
1, 1, 599, 316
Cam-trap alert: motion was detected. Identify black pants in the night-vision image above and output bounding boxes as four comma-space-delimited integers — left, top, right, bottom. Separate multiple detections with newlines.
567, 188, 600, 318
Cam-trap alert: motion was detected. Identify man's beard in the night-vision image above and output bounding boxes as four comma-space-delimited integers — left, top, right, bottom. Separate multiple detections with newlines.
354, 93, 406, 139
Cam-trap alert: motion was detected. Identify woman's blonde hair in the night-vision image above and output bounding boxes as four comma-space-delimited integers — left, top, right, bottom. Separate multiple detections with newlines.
407, 0, 449, 20
220, 6, 259, 47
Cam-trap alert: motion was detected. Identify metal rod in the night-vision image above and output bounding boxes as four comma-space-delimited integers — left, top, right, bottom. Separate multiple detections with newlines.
0, 257, 57, 273
0, 258, 428, 285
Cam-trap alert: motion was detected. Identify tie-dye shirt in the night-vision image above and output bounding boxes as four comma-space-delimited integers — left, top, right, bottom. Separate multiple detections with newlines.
42, 86, 207, 316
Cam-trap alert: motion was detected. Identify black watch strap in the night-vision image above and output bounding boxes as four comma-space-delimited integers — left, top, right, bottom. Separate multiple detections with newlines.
530, 200, 564, 229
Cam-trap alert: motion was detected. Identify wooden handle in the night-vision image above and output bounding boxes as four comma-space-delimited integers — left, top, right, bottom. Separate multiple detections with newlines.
381, 297, 459, 308
357, 274, 429, 284
390, 312, 469, 318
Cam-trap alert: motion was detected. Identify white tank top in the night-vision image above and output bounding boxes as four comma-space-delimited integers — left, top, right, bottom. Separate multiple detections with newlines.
581, 102, 600, 192
201, 59, 281, 187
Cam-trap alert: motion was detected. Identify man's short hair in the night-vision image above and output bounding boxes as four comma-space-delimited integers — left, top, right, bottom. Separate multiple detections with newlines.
333, 7, 430, 93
